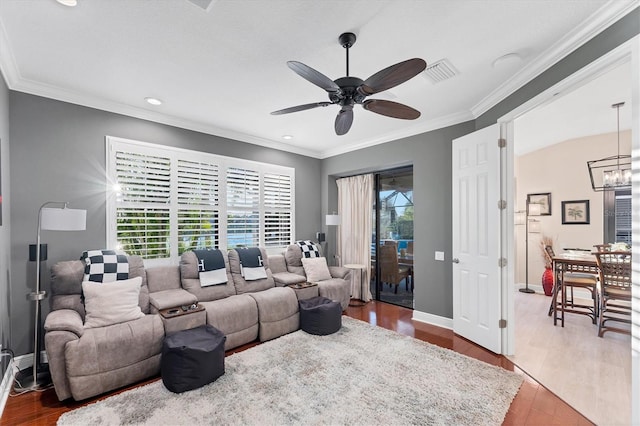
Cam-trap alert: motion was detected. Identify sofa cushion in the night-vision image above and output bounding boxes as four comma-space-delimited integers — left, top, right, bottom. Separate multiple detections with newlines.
301, 257, 332, 282
228, 248, 275, 294
82, 277, 145, 328
180, 251, 236, 302
146, 266, 181, 293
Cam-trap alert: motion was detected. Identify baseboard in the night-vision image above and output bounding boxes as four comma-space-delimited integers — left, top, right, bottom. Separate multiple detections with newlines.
0, 357, 14, 418
412, 310, 453, 330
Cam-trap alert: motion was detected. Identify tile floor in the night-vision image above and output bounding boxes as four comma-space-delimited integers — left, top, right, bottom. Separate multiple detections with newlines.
508, 289, 631, 425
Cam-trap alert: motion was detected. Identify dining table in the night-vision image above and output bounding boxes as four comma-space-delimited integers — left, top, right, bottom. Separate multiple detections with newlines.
550, 252, 599, 327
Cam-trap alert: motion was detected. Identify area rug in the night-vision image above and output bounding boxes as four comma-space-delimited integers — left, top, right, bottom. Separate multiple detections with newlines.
58, 317, 522, 425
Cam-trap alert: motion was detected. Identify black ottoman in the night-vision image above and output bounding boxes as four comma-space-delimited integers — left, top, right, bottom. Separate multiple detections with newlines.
299, 296, 342, 335
161, 325, 226, 393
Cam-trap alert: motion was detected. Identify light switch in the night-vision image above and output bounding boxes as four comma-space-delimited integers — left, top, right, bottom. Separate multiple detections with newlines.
435, 251, 445, 261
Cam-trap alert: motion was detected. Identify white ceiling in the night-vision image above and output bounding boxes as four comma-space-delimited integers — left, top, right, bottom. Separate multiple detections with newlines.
515, 60, 632, 156
0, 0, 636, 159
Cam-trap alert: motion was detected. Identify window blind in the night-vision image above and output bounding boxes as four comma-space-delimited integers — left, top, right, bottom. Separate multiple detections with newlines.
107, 136, 295, 262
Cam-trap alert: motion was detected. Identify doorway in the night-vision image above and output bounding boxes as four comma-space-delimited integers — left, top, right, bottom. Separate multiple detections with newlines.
371, 167, 414, 309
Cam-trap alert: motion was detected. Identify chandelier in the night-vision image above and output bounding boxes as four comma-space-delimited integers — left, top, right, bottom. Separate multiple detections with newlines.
587, 102, 631, 191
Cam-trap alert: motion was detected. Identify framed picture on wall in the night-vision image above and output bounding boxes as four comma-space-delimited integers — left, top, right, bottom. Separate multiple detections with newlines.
561, 200, 590, 225
527, 192, 551, 216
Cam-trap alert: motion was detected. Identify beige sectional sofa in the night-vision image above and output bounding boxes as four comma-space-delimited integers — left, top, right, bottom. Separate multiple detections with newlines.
43, 245, 351, 401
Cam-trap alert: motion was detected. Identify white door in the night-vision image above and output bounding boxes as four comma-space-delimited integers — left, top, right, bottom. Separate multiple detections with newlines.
452, 123, 502, 353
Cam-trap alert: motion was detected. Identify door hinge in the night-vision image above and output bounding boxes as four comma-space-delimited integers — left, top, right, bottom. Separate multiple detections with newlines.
499, 319, 507, 328
498, 258, 507, 267
497, 200, 507, 210
498, 138, 506, 148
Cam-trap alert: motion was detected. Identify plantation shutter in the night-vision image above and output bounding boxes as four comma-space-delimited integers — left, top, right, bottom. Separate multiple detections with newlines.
264, 173, 292, 247
114, 150, 171, 259
177, 159, 220, 253
226, 167, 260, 248
107, 136, 295, 261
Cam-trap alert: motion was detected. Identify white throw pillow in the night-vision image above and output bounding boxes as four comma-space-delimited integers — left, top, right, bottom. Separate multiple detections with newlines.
82, 276, 145, 328
301, 257, 332, 282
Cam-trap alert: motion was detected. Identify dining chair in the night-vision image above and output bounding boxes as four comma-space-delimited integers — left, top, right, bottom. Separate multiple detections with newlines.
594, 250, 632, 337
379, 243, 411, 294
545, 245, 599, 324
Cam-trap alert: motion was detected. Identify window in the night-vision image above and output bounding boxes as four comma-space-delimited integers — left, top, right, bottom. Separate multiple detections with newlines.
107, 136, 295, 262
604, 188, 631, 245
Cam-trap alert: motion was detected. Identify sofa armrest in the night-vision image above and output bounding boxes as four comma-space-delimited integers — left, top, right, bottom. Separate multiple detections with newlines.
44, 309, 84, 337
272, 271, 306, 287
44, 309, 84, 401
329, 266, 351, 280
149, 288, 198, 313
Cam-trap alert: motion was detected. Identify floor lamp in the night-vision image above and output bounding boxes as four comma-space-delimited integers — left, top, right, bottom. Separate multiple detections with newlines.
16, 201, 86, 391
517, 200, 541, 294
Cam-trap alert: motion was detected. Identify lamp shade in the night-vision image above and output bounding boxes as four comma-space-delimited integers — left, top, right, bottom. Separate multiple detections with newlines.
41, 207, 87, 231
325, 214, 341, 226
514, 211, 526, 225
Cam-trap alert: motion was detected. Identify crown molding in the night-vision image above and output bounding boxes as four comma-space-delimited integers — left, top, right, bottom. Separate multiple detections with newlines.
7, 76, 322, 158
470, 1, 639, 118
318, 110, 475, 159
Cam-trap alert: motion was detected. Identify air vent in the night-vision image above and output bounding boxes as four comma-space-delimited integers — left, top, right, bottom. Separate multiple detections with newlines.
423, 59, 458, 83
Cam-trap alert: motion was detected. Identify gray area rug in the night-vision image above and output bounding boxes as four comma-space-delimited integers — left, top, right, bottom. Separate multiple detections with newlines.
58, 317, 523, 425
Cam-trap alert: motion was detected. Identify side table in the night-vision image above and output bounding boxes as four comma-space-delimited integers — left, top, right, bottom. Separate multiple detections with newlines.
343, 263, 368, 307
287, 282, 319, 301
159, 303, 206, 334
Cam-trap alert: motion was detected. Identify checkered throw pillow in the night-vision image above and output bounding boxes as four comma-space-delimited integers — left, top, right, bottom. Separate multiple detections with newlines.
81, 250, 129, 283
296, 240, 320, 258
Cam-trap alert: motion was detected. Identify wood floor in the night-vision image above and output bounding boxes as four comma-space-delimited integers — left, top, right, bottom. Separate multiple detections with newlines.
0, 301, 592, 426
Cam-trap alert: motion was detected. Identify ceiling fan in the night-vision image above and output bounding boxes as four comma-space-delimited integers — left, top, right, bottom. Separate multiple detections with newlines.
271, 32, 427, 136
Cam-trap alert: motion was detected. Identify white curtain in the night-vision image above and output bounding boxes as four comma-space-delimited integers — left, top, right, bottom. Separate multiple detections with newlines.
336, 174, 373, 301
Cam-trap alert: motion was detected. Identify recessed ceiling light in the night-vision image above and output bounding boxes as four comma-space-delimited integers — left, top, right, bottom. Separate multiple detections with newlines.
145, 97, 163, 106
282, 135, 293, 140
491, 53, 523, 69
56, 0, 78, 6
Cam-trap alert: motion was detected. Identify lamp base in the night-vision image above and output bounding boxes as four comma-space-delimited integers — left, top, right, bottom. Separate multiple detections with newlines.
14, 363, 52, 392
519, 287, 536, 294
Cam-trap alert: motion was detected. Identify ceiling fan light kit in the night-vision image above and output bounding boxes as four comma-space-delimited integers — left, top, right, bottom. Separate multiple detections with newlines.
271, 32, 427, 136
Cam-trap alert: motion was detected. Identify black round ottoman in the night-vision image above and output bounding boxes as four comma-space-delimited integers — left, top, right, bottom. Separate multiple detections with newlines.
161, 324, 226, 393
299, 296, 342, 335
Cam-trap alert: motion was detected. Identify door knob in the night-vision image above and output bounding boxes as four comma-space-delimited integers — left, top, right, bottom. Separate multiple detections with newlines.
452, 258, 460, 264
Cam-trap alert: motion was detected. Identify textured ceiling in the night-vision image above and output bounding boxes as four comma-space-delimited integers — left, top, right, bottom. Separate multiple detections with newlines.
0, 0, 636, 158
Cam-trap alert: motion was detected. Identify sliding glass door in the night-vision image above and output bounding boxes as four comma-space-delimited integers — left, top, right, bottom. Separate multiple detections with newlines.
371, 167, 414, 309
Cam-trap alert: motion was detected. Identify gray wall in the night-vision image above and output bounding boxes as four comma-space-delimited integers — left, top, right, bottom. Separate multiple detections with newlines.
8, 93, 321, 356
321, 122, 475, 318
0, 67, 11, 375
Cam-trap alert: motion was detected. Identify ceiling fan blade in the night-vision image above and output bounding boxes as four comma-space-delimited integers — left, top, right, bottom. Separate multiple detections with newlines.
271, 101, 333, 115
359, 58, 427, 96
287, 61, 342, 93
362, 99, 421, 120
334, 108, 354, 135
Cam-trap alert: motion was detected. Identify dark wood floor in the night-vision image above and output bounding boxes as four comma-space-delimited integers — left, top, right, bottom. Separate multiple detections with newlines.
1, 301, 592, 425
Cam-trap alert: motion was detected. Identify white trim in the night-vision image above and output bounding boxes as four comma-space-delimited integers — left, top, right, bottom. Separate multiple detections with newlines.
412, 310, 453, 330
319, 110, 474, 159
0, 358, 14, 418
471, 1, 639, 118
